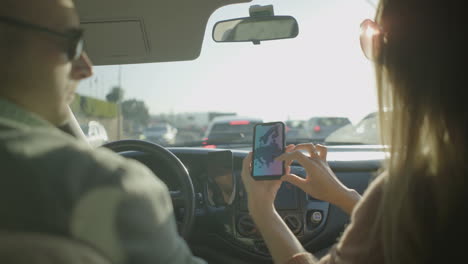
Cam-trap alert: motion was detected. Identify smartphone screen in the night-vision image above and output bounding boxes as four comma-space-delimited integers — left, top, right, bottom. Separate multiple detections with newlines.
252, 122, 285, 179
207, 150, 235, 205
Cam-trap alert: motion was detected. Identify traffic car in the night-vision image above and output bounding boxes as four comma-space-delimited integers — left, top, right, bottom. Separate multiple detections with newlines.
202, 116, 263, 147
140, 123, 178, 146
325, 112, 379, 145
285, 120, 311, 142
79, 120, 109, 147
11, 0, 388, 263
307, 117, 352, 142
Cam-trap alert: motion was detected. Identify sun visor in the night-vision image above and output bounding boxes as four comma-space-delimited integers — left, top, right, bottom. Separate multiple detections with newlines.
81, 20, 149, 63
76, 0, 253, 65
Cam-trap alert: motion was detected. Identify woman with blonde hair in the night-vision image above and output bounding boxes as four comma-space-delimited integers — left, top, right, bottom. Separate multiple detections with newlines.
241, 0, 467, 263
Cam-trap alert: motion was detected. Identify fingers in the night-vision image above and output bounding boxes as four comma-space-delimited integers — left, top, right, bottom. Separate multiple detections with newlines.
294, 143, 328, 162
242, 152, 253, 175
285, 144, 295, 152
284, 144, 295, 162
315, 144, 328, 161
283, 144, 295, 172
276, 150, 310, 166
285, 159, 294, 175
294, 143, 319, 158
281, 174, 307, 188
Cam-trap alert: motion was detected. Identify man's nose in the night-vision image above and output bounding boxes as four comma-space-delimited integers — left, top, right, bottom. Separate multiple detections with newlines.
71, 52, 93, 80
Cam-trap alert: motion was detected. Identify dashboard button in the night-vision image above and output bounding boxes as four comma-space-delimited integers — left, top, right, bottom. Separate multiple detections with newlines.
310, 211, 323, 224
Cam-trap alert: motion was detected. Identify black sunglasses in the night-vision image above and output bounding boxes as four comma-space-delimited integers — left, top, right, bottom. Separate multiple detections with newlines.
0, 16, 84, 61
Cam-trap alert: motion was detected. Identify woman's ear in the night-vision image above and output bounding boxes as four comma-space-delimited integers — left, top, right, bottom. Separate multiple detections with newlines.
360, 19, 384, 61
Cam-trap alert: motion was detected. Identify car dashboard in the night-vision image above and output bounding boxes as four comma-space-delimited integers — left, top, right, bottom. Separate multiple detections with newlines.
122, 146, 383, 264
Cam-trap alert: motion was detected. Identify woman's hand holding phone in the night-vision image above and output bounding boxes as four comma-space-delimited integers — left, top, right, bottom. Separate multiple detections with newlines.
276, 144, 361, 215
241, 145, 310, 264
241, 145, 295, 213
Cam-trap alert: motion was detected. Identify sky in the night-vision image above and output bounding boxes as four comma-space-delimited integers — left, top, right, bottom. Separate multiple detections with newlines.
77, 0, 377, 124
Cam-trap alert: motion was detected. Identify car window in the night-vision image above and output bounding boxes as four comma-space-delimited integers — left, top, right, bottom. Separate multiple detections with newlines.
74, 0, 378, 147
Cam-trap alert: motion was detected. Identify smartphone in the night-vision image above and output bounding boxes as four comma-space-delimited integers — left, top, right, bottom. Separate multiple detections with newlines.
251, 122, 285, 180
206, 150, 235, 206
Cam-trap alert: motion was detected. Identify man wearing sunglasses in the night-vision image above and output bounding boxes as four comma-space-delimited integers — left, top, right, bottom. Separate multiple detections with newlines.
0, 1, 91, 126
0, 0, 205, 263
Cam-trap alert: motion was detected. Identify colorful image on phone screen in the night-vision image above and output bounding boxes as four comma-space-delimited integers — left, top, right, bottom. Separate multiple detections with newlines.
252, 122, 285, 178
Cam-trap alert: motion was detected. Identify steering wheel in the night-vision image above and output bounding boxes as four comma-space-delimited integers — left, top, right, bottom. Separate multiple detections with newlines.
103, 140, 195, 239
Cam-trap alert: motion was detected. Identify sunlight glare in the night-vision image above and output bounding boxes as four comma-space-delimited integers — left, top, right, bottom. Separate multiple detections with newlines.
365, 26, 378, 37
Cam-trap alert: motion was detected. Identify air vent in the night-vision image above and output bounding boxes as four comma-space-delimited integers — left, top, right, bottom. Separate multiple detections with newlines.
237, 215, 257, 237
283, 215, 302, 235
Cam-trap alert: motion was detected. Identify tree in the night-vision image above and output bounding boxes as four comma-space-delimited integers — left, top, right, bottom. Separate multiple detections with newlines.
121, 99, 150, 127
106, 86, 124, 103
106, 86, 125, 139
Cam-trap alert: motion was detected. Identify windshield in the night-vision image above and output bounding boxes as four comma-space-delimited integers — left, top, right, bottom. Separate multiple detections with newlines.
80, 124, 89, 134
74, 0, 378, 148
325, 112, 379, 144
145, 126, 168, 132
203, 121, 261, 145
210, 123, 258, 134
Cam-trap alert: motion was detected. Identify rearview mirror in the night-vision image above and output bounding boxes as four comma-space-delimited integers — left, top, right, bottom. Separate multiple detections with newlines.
213, 16, 299, 44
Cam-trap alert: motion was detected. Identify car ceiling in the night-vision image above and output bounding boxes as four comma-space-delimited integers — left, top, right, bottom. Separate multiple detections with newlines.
75, 0, 252, 66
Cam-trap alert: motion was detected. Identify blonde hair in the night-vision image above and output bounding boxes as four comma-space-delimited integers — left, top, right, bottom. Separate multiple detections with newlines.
374, 0, 467, 263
